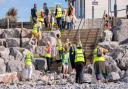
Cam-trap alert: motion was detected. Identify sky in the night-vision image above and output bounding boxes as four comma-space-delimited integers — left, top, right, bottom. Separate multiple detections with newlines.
0, 0, 67, 21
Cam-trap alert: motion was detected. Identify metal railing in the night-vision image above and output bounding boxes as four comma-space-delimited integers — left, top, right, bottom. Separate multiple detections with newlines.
94, 11, 105, 46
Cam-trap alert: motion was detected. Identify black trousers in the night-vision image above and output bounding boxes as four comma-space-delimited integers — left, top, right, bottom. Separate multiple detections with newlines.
75, 62, 84, 84
46, 57, 51, 71
56, 17, 61, 28
44, 17, 48, 28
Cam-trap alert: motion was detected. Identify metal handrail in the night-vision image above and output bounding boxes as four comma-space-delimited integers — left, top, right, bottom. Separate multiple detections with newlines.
94, 11, 105, 46
74, 18, 83, 40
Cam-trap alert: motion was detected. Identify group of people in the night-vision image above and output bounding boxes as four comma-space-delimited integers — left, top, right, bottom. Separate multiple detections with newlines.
23, 31, 109, 84
31, 2, 77, 31
22, 2, 111, 84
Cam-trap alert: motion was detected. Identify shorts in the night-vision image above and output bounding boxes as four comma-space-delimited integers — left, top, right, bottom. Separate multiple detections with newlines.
32, 32, 39, 39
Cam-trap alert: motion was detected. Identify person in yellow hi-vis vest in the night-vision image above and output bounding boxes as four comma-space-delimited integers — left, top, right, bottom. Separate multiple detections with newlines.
56, 34, 63, 63
44, 41, 52, 71
74, 44, 85, 84
93, 44, 108, 83
55, 4, 62, 29
23, 46, 34, 81
29, 20, 41, 46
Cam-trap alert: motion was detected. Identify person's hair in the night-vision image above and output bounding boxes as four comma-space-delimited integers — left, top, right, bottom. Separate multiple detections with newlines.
56, 34, 60, 38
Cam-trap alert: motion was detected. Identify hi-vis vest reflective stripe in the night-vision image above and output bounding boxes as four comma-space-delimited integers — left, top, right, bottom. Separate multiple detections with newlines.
56, 8, 62, 18
75, 49, 85, 62
32, 24, 38, 33
37, 11, 44, 22
93, 48, 105, 63
25, 50, 33, 66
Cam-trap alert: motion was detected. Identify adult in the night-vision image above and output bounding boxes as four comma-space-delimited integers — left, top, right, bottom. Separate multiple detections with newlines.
67, 3, 76, 29
93, 44, 108, 83
55, 4, 62, 29
56, 34, 63, 62
31, 3, 37, 23
43, 3, 49, 28
74, 44, 85, 84
45, 41, 52, 71
103, 25, 113, 42
23, 46, 34, 81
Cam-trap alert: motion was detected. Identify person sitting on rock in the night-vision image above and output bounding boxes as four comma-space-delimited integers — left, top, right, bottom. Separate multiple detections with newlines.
23, 46, 34, 81
29, 20, 41, 46
92, 44, 108, 83
62, 44, 70, 79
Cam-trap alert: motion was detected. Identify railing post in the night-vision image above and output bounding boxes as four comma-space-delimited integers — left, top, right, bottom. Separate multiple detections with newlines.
7, 18, 9, 29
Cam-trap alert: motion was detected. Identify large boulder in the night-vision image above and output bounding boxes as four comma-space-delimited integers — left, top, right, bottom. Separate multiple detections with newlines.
2, 28, 21, 38
0, 72, 19, 83
21, 28, 31, 38
112, 19, 128, 43
0, 58, 6, 74
109, 45, 128, 70
21, 38, 30, 48
107, 72, 120, 81
6, 60, 24, 72
0, 39, 6, 47
42, 36, 56, 46
6, 38, 20, 47
50, 30, 61, 37
98, 41, 119, 50
9, 47, 23, 61
0, 46, 10, 60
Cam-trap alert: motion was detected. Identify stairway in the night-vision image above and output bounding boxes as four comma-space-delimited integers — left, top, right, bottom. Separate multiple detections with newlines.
61, 29, 100, 61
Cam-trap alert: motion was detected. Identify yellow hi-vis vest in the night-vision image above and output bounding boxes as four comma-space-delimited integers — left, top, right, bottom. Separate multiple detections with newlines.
56, 38, 63, 51
45, 53, 51, 58
32, 23, 38, 33
56, 8, 62, 18
37, 11, 44, 22
75, 48, 85, 63
93, 47, 105, 63
25, 50, 33, 66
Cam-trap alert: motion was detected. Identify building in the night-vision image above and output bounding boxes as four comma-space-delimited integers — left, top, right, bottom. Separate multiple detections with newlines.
74, 0, 128, 19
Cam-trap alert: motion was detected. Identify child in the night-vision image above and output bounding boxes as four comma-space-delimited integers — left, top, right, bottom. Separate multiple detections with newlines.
62, 44, 70, 79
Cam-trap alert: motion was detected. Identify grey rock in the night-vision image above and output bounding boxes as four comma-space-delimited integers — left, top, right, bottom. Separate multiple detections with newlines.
0, 46, 10, 60
6, 38, 20, 47
21, 38, 30, 48
0, 58, 6, 74
9, 47, 23, 61
112, 19, 128, 42
107, 72, 120, 81
3, 28, 21, 38
6, 60, 24, 72
83, 73, 93, 83
50, 30, 61, 37
98, 41, 119, 50
21, 28, 31, 38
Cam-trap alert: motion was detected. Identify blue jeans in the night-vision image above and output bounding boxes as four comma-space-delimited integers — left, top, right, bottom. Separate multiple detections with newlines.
67, 22, 73, 30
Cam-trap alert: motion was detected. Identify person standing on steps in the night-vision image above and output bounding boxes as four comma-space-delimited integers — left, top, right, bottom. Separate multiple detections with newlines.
31, 3, 37, 24
43, 2, 49, 28
23, 46, 34, 81
74, 44, 85, 84
56, 34, 63, 63
93, 44, 108, 83
55, 4, 62, 29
